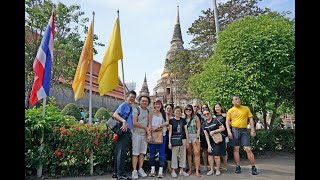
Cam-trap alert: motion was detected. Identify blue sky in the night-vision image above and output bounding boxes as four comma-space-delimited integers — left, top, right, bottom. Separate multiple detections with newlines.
53, 0, 295, 95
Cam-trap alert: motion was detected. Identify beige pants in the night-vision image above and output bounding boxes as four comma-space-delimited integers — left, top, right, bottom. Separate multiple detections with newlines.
171, 139, 187, 169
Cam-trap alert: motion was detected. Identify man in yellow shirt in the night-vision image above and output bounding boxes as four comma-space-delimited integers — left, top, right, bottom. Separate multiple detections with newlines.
226, 95, 258, 175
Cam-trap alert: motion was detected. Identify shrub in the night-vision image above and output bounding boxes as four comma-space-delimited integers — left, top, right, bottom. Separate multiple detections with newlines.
94, 107, 111, 122
61, 103, 82, 120
25, 97, 77, 177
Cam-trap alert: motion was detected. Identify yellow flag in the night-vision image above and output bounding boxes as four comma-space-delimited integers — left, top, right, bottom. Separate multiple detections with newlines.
98, 17, 123, 95
72, 20, 93, 101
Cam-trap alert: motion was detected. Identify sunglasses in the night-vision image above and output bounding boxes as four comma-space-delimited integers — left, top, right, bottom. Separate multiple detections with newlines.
203, 113, 210, 116
185, 109, 192, 111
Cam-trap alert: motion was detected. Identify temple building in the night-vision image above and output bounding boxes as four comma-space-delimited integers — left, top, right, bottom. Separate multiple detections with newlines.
153, 6, 194, 107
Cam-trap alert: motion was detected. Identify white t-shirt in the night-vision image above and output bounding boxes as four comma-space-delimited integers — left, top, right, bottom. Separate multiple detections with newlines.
151, 113, 166, 136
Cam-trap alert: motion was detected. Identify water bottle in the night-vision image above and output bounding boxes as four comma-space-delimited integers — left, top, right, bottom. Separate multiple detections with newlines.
177, 123, 181, 133
150, 136, 154, 143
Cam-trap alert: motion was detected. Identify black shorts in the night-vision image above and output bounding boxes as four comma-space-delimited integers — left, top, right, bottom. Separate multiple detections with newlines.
230, 127, 251, 147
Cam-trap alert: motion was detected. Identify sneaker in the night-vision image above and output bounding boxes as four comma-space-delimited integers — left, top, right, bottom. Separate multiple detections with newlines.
157, 173, 164, 178
215, 170, 221, 176
138, 168, 148, 177
206, 170, 214, 176
157, 167, 164, 178
149, 166, 156, 177
171, 171, 177, 178
251, 166, 258, 175
132, 170, 138, 180
179, 171, 189, 177
112, 172, 118, 178
235, 165, 241, 174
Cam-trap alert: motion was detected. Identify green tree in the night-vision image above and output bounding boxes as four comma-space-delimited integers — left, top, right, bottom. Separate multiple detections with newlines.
186, 0, 267, 73
25, 0, 104, 108
190, 13, 295, 128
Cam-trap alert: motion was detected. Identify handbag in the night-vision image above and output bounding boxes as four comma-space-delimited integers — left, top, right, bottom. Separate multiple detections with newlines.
171, 134, 183, 146
171, 120, 183, 146
106, 107, 132, 136
212, 132, 223, 144
150, 129, 163, 144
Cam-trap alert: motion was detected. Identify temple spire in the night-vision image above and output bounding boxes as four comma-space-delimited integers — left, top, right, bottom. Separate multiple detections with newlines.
139, 72, 149, 97
176, 6, 180, 24
171, 6, 183, 44
161, 6, 184, 77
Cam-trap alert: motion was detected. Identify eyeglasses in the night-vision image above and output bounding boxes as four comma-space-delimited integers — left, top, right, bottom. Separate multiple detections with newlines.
203, 113, 210, 116
202, 107, 208, 109
185, 109, 192, 111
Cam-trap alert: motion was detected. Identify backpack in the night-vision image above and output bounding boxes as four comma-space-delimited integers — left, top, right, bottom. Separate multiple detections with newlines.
136, 106, 150, 118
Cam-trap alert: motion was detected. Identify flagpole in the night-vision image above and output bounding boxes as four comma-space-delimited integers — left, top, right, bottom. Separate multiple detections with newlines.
88, 12, 95, 125
37, 3, 55, 177
37, 97, 46, 178
117, 10, 126, 100
89, 11, 95, 175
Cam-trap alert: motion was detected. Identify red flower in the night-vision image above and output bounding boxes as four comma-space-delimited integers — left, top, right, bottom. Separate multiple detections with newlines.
69, 149, 74, 153
61, 128, 67, 136
68, 132, 74, 137
76, 143, 79, 147
54, 149, 62, 157
75, 127, 79, 131
94, 139, 99, 146
86, 148, 90, 155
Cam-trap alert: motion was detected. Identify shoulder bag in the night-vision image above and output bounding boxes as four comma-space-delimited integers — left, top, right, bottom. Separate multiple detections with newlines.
171, 119, 183, 146
211, 132, 223, 144
210, 118, 223, 144
106, 107, 132, 136
150, 129, 163, 144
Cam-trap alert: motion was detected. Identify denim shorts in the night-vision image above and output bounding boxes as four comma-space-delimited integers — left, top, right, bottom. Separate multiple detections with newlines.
230, 127, 250, 147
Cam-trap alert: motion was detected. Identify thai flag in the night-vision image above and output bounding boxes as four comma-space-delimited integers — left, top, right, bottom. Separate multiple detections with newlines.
29, 11, 54, 106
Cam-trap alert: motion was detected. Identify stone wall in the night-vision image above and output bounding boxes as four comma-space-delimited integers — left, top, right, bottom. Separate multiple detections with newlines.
50, 85, 123, 113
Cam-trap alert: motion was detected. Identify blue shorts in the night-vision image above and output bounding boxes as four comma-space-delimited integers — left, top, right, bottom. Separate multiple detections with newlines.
230, 127, 250, 147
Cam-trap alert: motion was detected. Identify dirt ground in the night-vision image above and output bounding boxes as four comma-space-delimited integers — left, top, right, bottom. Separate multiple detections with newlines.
48, 151, 295, 180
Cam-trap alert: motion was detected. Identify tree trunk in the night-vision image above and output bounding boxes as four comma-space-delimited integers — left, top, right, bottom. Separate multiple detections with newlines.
269, 99, 281, 128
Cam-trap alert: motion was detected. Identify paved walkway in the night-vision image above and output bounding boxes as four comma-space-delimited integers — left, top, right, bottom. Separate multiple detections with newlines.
50, 152, 295, 180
